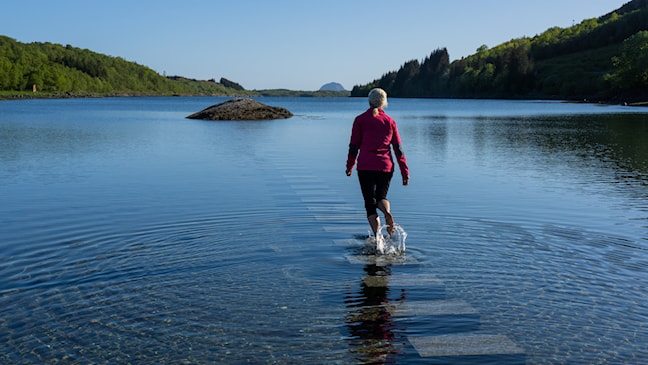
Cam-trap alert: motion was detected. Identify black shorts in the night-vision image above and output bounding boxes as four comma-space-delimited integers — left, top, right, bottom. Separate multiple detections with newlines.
357, 170, 393, 216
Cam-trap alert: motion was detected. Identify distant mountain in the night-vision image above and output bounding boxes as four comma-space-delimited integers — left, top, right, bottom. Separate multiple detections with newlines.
319, 82, 346, 91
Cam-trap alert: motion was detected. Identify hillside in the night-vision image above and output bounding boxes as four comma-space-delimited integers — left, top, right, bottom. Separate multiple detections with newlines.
0, 36, 247, 97
319, 82, 346, 92
351, 0, 648, 103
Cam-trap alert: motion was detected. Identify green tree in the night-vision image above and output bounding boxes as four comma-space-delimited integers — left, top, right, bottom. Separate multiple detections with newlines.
351, 0, 648, 101
220, 77, 244, 91
0, 36, 245, 95
391, 59, 420, 97
608, 31, 648, 91
377, 71, 396, 93
419, 48, 450, 96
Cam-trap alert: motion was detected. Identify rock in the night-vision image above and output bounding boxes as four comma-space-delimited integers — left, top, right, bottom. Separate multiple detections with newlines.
186, 98, 293, 120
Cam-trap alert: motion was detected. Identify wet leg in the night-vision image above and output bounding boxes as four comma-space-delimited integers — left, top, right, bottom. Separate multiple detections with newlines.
377, 199, 395, 235
367, 214, 380, 238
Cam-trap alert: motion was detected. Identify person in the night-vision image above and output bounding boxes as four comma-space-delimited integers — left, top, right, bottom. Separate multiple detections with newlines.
346, 88, 409, 239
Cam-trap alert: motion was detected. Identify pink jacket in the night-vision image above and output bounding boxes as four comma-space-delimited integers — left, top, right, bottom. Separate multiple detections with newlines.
346, 108, 409, 179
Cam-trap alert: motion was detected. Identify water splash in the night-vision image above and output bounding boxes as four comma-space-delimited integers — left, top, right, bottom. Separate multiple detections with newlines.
373, 224, 407, 255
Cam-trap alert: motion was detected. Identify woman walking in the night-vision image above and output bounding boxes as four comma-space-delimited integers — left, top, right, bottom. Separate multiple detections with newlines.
346, 88, 409, 239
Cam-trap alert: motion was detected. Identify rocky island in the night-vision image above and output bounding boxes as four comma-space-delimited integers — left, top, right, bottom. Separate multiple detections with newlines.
186, 98, 293, 120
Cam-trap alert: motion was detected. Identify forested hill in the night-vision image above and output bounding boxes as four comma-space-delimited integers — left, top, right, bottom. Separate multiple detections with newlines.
351, 0, 648, 103
0, 36, 246, 97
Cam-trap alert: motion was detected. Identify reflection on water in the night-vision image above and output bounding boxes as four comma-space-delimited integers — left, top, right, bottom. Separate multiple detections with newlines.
470, 113, 648, 181
1, 97, 647, 364
345, 264, 405, 365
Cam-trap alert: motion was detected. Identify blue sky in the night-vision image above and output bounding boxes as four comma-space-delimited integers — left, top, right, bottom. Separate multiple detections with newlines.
2, 0, 627, 90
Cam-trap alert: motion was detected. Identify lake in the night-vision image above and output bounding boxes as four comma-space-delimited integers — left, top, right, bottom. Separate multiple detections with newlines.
1, 97, 647, 364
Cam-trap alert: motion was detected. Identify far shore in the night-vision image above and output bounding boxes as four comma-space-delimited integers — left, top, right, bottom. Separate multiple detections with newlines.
0, 91, 250, 100
1, 91, 646, 107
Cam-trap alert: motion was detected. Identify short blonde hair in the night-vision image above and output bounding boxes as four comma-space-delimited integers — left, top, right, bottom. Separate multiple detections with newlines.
368, 88, 388, 109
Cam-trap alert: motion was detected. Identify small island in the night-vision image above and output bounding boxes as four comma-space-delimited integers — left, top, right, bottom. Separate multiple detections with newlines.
186, 98, 293, 121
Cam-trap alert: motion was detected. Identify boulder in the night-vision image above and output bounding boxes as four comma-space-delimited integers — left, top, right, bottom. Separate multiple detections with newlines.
186, 98, 293, 120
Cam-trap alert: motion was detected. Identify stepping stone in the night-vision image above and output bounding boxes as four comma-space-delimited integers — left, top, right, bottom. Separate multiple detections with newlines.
290, 184, 330, 190
391, 299, 477, 317
332, 238, 365, 246
324, 225, 370, 233
393, 300, 481, 334
345, 254, 417, 265
300, 197, 348, 203
361, 274, 445, 301
408, 333, 525, 362
361, 274, 443, 288
314, 214, 364, 221
389, 274, 444, 288
307, 205, 357, 211
281, 174, 318, 180
294, 190, 331, 196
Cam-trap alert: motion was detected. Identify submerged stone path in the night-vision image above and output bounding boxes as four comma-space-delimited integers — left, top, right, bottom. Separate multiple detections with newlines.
269, 152, 527, 363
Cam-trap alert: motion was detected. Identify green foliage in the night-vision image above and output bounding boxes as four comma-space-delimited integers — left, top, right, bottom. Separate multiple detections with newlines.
220, 77, 245, 91
351, 48, 450, 97
0, 36, 245, 96
606, 31, 648, 92
351, 0, 648, 101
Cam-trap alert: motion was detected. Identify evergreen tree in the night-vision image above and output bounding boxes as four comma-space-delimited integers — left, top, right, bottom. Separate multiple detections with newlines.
419, 48, 450, 96
391, 60, 420, 97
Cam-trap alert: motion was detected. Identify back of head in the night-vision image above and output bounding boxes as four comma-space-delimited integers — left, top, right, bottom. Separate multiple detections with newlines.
368, 88, 388, 116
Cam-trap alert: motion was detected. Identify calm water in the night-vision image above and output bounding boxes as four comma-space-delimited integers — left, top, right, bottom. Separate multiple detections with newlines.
1, 97, 647, 364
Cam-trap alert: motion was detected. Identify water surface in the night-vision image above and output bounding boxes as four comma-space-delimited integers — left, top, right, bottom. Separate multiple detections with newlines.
1, 97, 647, 364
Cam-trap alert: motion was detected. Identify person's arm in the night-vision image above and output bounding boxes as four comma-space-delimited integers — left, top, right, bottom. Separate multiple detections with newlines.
391, 121, 409, 185
346, 118, 362, 176
346, 143, 359, 176
393, 143, 409, 185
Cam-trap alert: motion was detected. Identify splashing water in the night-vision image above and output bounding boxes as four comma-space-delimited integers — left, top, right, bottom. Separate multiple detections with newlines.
373, 224, 407, 255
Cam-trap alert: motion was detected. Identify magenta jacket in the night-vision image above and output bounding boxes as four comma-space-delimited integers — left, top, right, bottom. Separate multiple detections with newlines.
346, 108, 409, 179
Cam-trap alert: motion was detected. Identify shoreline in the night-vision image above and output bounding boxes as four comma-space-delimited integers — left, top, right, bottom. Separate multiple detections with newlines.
1, 91, 646, 106
0, 91, 249, 100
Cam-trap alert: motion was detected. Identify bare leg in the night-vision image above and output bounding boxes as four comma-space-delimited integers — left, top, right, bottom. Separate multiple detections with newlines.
377, 199, 395, 235
367, 214, 380, 238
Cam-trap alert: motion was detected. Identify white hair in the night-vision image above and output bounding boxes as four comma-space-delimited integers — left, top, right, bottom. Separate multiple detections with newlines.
368, 88, 387, 116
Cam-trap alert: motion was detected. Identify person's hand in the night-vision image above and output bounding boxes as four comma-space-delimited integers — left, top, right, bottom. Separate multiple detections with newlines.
402, 176, 409, 186
346, 169, 353, 176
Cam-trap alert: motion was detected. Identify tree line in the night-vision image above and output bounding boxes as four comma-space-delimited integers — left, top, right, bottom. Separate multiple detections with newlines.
352, 0, 648, 102
0, 36, 244, 96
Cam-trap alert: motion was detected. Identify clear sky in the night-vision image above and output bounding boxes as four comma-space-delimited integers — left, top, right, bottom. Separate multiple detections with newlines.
1, 0, 628, 90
